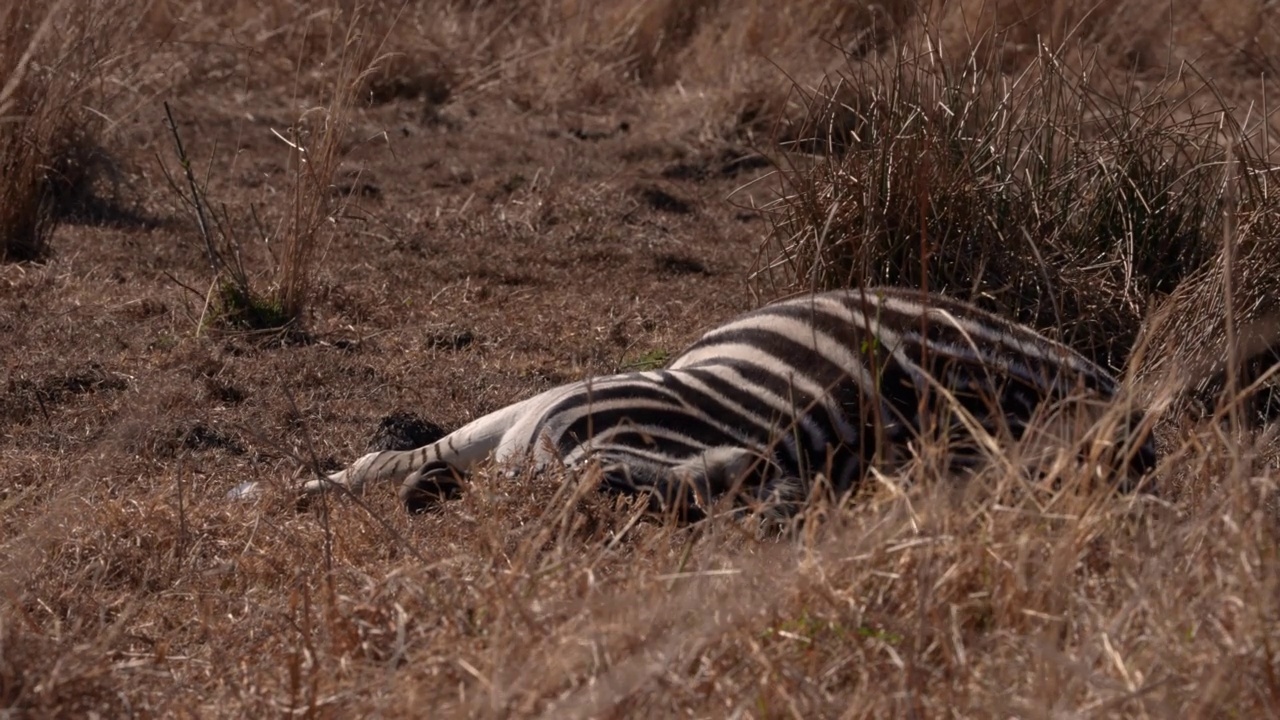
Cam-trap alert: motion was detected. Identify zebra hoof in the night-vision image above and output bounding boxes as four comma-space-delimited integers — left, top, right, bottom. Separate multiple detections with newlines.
398, 465, 463, 513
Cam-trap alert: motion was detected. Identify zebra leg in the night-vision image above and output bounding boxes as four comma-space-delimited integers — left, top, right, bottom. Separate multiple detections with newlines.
678, 446, 806, 519
671, 445, 763, 506
300, 393, 544, 500
300, 448, 434, 498
596, 458, 702, 520
398, 460, 465, 513
595, 446, 796, 522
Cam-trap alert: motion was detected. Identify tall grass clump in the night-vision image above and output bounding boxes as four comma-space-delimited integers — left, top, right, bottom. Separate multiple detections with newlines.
0, 1, 135, 262
163, 9, 384, 335
756, 37, 1280, 372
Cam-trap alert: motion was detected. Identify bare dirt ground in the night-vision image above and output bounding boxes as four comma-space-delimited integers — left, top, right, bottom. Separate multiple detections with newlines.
4, 1, 1280, 717
2, 6, 803, 715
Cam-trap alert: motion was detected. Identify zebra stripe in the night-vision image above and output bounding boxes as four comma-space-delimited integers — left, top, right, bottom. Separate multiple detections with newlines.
297, 287, 1156, 515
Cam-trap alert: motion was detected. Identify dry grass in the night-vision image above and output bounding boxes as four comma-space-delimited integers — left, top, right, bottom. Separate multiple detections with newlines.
0, 1, 141, 262
157, 6, 386, 333
755, 3, 1280, 421
754, 17, 1280, 376
3, 0, 1280, 717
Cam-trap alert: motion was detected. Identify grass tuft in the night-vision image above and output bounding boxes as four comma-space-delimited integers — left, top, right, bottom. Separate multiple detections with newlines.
0, 2, 136, 262
755, 37, 1278, 373
160, 7, 385, 335
214, 280, 292, 333
6, 1, 1280, 717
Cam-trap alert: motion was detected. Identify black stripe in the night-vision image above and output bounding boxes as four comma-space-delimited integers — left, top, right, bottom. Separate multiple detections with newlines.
526, 377, 676, 447
657, 371, 778, 438
556, 406, 741, 458
537, 288, 1126, 495
848, 291, 1117, 394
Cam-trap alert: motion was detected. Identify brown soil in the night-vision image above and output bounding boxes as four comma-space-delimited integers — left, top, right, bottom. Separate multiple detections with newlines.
1, 13, 787, 715
4, 2, 1280, 717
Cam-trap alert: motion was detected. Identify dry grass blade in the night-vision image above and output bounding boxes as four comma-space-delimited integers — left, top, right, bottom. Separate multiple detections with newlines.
154, 7, 390, 336
0, 0, 135, 262
274, 8, 388, 323
3, 0, 1280, 718
754, 34, 1258, 374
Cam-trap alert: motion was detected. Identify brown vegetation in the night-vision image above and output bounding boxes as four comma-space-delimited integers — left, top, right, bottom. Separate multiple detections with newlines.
0, 1, 143, 261
2, 0, 1280, 716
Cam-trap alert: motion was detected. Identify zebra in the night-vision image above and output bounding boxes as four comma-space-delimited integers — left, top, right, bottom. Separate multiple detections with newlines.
294, 287, 1157, 518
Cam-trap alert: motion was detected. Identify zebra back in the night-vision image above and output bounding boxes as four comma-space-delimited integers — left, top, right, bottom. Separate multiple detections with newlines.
665, 288, 1137, 487
289, 286, 1154, 516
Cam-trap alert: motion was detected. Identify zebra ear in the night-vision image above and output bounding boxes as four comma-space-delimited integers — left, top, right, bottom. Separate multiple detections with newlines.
398, 462, 464, 513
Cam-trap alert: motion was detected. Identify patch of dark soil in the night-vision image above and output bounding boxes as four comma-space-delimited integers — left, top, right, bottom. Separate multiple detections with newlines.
215, 325, 314, 352
59, 198, 160, 230
654, 254, 712, 276
367, 74, 451, 107
328, 338, 363, 352
661, 146, 770, 181
57, 364, 129, 396
660, 162, 706, 181
618, 141, 682, 164
366, 54, 454, 108
334, 168, 381, 199
367, 411, 448, 452
568, 121, 630, 142
203, 377, 246, 404
178, 422, 244, 454
138, 421, 245, 459
637, 185, 694, 214
2, 362, 129, 426
468, 268, 537, 287
572, 248, 628, 268
46, 138, 160, 230
425, 328, 475, 351
391, 233, 431, 256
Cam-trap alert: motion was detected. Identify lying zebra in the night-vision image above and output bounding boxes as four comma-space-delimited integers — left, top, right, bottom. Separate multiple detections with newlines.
284, 287, 1156, 518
